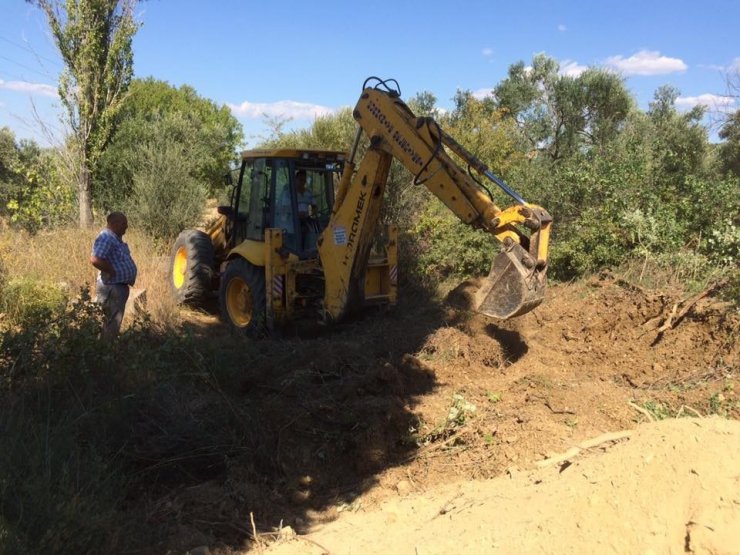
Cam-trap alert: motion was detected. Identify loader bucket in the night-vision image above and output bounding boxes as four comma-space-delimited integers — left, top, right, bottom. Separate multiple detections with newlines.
474, 242, 546, 320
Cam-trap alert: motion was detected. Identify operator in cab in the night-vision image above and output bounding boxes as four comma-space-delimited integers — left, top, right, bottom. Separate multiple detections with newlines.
295, 169, 316, 218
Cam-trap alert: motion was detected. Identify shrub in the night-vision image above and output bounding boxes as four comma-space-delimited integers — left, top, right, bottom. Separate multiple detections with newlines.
5, 148, 76, 233
409, 198, 498, 283
0, 278, 68, 328
548, 209, 629, 280
703, 218, 740, 268
126, 142, 208, 241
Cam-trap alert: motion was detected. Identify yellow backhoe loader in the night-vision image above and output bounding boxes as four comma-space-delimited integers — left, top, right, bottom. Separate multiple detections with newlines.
169, 77, 552, 335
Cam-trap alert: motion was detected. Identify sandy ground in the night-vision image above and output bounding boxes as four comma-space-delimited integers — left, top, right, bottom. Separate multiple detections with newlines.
264, 417, 740, 554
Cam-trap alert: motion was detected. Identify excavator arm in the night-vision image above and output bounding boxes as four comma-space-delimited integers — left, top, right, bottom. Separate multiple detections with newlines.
318, 78, 552, 322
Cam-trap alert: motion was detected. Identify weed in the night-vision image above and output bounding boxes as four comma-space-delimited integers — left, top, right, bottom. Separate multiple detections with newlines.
420, 394, 477, 445
418, 343, 460, 363
447, 393, 476, 427
641, 400, 673, 420
486, 391, 502, 404
707, 393, 738, 417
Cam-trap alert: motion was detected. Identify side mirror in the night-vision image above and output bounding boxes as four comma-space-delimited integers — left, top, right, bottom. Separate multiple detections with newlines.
223, 172, 234, 186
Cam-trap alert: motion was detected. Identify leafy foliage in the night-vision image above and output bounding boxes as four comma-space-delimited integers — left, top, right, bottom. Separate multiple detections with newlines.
0, 278, 69, 328
718, 109, 740, 177
494, 54, 632, 160
95, 78, 243, 213
410, 199, 498, 283
0, 128, 76, 232
90, 79, 244, 239
126, 129, 209, 240
0, 128, 26, 211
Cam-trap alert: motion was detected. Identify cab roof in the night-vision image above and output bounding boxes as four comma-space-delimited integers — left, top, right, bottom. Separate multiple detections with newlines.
241, 148, 347, 161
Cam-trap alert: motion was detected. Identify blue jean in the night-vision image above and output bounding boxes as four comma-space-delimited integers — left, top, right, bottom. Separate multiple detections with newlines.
95, 282, 130, 338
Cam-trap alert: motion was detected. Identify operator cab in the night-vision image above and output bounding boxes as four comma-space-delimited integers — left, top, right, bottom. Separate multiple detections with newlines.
227, 149, 344, 257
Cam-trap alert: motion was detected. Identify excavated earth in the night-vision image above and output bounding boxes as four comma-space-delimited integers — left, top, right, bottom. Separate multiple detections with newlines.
159, 276, 738, 554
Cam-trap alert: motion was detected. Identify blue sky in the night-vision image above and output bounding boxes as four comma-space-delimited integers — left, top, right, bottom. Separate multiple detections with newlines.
1, 0, 738, 148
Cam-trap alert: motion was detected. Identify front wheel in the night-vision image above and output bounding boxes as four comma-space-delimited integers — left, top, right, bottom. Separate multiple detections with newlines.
170, 229, 215, 306
218, 258, 266, 336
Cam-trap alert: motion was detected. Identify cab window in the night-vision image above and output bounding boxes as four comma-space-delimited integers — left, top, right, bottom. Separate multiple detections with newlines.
237, 158, 272, 242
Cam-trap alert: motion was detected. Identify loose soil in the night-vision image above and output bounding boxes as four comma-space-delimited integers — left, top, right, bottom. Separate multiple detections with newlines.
150, 276, 739, 554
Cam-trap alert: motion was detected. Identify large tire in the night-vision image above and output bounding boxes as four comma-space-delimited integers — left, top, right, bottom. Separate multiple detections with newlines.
170, 229, 215, 306
219, 258, 266, 336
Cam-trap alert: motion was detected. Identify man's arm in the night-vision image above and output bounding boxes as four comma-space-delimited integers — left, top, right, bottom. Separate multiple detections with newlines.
90, 255, 115, 278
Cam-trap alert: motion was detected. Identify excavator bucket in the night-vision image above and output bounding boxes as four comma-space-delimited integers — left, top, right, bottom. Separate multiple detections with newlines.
474, 242, 546, 320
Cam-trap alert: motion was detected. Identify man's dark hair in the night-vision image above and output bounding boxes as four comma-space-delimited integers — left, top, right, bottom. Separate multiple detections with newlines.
107, 211, 126, 224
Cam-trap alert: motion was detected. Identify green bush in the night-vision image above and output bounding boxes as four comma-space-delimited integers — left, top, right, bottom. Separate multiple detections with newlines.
548, 209, 629, 280
127, 141, 208, 240
409, 199, 498, 283
1, 129, 76, 233
0, 289, 102, 386
0, 278, 68, 328
704, 218, 740, 267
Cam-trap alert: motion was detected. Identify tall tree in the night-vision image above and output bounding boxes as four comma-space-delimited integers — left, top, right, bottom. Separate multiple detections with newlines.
29, 0, 139, 227
494, 54, 632, 160
647, 85, 708, 186
717, 109, 740, 177
95, 78, 244, 211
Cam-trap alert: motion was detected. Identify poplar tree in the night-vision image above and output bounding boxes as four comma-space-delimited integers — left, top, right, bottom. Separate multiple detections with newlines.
29, 0, 139, 227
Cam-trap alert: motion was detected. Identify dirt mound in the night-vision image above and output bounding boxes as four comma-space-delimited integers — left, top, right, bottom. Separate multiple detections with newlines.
265, 417, 740, 554
150, 278, 737, 553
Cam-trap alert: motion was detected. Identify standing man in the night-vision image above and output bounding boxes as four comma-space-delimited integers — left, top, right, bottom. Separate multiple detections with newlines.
90, 212, 137, 338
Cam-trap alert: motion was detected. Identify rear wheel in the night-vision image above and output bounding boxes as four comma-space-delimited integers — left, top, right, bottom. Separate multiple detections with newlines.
169, 230, 215, 306
219, 258, 266, 336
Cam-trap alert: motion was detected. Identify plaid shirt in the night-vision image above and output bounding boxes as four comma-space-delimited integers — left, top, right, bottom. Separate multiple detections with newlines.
92, 228, 137, 285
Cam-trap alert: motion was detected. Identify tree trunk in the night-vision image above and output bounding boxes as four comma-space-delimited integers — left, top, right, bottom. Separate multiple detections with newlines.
78, 162, 94, 228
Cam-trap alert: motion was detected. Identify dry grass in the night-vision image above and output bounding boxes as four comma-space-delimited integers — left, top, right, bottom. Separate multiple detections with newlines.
0, 226, 181, 327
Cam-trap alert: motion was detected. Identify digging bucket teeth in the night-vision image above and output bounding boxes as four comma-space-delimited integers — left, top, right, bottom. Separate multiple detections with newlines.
474, 241, 547, 320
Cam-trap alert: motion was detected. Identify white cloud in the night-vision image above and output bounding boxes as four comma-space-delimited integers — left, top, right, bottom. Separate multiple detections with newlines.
701, 58, 740, 73
558, 24, 567, 32
604, 50, 687, 76
560, 60, 588, 77
0, 79, 57, 97
472, 88, 494, 100
482, 47, 493, 58
227, 99, 336, 120
676, 93, 736, 112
